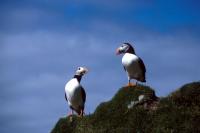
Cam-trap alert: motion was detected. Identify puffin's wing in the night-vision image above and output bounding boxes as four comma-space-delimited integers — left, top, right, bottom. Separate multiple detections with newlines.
65, 93, 68, 101
138, 57, 146, 73
123, 66, 126, 71
80, 86, 86, 103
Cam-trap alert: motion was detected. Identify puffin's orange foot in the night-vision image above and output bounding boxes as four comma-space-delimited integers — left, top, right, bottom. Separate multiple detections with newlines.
78, 114, 84, 118
78, 110, 84, 118
78, 114, 83, 118
126, 83, 136, 87
67, 112, 72, 117
67, 110, 74, 117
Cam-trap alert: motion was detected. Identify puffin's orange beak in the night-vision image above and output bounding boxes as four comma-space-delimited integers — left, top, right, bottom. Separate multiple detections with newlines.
116, 48, 120, 55
83, 68, 89, 74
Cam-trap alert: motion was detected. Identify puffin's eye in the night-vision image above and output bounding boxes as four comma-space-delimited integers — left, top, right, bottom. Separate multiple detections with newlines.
78, 67, 81, 70
122, 45, 126, 48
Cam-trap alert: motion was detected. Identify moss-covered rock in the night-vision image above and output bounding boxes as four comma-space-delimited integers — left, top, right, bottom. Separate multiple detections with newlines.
51, 82, 200, 133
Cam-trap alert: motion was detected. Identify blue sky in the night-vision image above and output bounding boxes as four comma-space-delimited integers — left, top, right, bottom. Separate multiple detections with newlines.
1, 0, 200, 133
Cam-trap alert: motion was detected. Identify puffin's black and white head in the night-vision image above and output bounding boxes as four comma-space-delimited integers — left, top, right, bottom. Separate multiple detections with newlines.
116, 43, 135, 55
75, 67, 89, 76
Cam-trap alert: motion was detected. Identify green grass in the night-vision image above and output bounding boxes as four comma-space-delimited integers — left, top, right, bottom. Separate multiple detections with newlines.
51, 82, 200, 133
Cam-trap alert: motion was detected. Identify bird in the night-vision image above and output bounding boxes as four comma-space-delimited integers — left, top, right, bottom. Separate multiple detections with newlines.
64, 67, 88, 117
116, 43, 146, 86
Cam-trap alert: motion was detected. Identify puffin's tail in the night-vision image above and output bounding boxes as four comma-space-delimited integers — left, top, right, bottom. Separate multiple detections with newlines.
141, 78, 146, 82
138, 75, 146, 82
142, 72, 146, 82
142, 76, 146, 82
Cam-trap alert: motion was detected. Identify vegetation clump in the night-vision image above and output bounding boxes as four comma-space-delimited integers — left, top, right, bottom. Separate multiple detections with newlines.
51, 82, 200, 133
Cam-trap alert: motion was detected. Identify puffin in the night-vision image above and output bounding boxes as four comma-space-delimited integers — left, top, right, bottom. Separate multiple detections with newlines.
116, 43, 146, 86
64, 67, 88, 117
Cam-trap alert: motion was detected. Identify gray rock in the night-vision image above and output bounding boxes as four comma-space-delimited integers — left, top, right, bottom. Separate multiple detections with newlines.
138, 95, 145, 102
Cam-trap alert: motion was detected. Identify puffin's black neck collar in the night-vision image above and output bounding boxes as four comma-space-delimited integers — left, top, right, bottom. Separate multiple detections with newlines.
73, 75, 82, 82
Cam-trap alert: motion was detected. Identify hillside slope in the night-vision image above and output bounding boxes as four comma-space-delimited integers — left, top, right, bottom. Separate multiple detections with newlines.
51, 82, 200, 133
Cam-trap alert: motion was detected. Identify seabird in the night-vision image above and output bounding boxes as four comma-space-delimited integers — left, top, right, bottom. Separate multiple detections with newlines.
116, 43, 146, 86
64, 67, 88, 117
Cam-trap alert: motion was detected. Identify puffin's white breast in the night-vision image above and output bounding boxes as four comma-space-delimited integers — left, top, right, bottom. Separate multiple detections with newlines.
122, 53, 142, 78
65, 78, 84, 109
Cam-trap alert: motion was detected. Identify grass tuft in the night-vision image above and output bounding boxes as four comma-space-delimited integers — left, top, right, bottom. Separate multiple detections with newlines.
51, 82, 200, 133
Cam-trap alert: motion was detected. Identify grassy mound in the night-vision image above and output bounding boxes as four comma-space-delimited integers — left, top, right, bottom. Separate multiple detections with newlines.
51, 82, 200, 133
